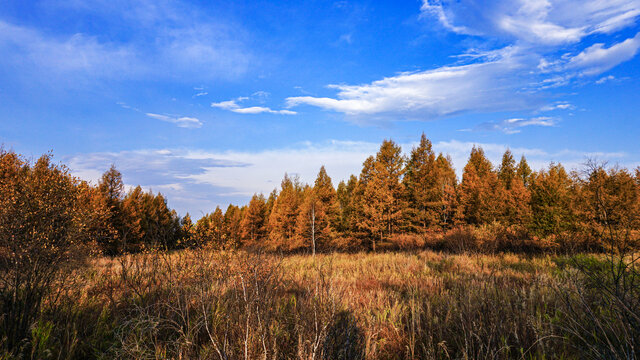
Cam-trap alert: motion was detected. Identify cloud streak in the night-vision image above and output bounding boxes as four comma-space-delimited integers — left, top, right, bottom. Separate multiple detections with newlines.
145, 113, 203, 128
472, 116, 557, 134
212, 97, 296, 115
287, 46, 537, 119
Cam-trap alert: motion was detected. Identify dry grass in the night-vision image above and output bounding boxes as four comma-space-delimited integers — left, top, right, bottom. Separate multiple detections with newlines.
6, 249, 637, 359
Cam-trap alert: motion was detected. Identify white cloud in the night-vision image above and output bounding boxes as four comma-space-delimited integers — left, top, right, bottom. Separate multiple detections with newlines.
66, 140, 630, 217
234, 107, 297, 115
420, 1, 475, 34
212, 97, 297, 115
567, 32, 640, 75
540, 101, 574, 111
145, 113, 203, 128
287, 46, 537, 119
596, 75, 616, 84
65, 142, 377, 216
474, 116, 557, 134
421, 0, 640, 45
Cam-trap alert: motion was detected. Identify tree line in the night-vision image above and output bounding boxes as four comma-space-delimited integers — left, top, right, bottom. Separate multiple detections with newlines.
2, 133, 639, 256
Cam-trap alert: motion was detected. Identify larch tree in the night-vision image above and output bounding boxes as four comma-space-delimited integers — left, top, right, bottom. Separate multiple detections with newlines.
120, 188, 180, 251
149, 193, 180, 250
336, 174, 360, 249
76, 180, 116, 254
131, 191, 178, 250
179, 213, 196, 248
403, 133, 439, 232
295, 166, 339, 254
459, 146, 500, 225
529, 163, 576, 238
517, 155, 533, 188
336, 179, 350, 233
196, 206, 224, 248
265, 189, 277, 219
120, 186, 145, 252
498, 149, 516, 190
240, 193, 268, 246
293, 185, 314, 251
209, 206, 225, 247
359, 140, 406, 251
99, 164, 124, 204
268, 174, 303, 250
353, 156, 375, 243
97, 165, 125, 254
434, 153, 460, 230
580, 163, 640, 251
223, 204, 243, 249
498, 149, 532, 226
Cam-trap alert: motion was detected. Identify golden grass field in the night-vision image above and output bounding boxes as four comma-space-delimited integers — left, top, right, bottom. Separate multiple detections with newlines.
26, 248, 634, 359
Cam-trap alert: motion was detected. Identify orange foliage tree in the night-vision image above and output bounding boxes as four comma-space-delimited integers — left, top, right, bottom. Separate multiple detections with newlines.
240, 193, 268, 246
295, 166, 340, 254
358, 140, 406, 251
268, 174, 303, 250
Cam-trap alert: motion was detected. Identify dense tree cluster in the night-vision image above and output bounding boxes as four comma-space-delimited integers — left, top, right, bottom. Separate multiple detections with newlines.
179, 134, 639, 253
2, 133, 640, 256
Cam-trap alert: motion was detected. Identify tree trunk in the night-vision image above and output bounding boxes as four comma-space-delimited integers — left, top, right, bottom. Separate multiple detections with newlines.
311, 203, 316, 257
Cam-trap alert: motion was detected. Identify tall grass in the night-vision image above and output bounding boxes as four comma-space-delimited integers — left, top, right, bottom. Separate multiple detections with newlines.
2, 249, 638, 359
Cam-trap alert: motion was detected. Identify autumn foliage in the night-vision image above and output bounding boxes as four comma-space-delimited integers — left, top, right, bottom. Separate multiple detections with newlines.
3, 133, 640, 257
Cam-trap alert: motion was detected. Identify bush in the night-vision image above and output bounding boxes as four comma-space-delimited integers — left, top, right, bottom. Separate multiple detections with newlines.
0, 150, 89, 355
387, 233, 426, 250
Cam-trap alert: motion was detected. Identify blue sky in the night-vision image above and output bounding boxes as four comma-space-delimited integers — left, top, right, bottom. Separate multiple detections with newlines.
1, 0, 639, 217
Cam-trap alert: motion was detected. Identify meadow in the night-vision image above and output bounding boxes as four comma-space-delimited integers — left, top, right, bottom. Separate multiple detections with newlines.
2, 147, 639, 359
21, 249, 638, 359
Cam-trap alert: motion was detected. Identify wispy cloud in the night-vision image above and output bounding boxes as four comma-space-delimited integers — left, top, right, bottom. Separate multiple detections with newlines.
567, 32, 640, 76
338, 33, 353, 44
146, 113, 203, 128
596, 75, 616, 84
287, 46, 536, 119
285, 1, 640, 124
0, 21, 138, 78
421, 0, 640, 45
0, 1, 251, 86
212, 97, 296, 115
251, 91, 270, 103
474, 116, 557, 134
540, 101, 575, 111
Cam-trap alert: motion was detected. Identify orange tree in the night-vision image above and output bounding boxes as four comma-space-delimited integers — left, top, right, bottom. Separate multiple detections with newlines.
0, 150, 90, 354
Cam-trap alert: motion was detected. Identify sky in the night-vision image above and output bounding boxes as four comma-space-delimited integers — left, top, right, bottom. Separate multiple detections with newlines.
1, 0, 639, 218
